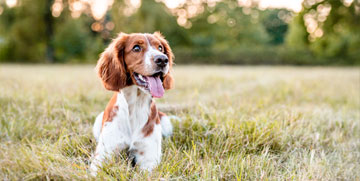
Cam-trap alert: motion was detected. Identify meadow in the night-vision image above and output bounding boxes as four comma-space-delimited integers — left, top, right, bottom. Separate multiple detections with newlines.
0, 65, 359, 180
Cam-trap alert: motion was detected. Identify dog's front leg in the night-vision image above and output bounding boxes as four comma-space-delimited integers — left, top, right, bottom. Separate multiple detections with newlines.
90, 92, 130, 176
90, 124, 129, 176
130, 124, 162, 171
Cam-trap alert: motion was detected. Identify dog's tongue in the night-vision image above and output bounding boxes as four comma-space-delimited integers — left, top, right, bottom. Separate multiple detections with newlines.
147, 76, 164, 98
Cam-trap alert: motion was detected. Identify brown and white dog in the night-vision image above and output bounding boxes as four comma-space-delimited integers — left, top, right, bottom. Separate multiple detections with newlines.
90, 32, 174, 175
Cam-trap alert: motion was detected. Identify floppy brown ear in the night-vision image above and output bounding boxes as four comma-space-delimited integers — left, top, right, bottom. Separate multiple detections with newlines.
163, 73, 174, 90
154, 32, 174, 90
96, 33, 129, 91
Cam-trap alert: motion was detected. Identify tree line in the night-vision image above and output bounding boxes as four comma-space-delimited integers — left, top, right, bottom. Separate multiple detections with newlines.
0, 0, 359, 65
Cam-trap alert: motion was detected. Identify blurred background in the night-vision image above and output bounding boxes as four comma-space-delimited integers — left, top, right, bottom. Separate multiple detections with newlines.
0, 0, 359, 65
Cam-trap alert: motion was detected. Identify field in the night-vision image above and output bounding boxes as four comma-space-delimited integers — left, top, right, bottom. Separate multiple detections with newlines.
0, 65, 359, 180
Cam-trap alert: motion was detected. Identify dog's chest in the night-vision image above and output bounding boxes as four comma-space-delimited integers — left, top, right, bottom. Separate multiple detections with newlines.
122, 86, 152, 132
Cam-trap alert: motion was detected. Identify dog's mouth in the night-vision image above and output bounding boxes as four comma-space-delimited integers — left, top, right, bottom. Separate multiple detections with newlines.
133, 72, 164, 98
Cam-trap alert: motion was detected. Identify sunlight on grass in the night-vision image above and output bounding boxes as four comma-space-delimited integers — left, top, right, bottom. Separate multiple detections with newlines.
0, 65, 359, 180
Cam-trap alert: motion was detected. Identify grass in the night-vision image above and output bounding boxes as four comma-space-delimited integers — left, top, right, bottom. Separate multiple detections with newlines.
0, 64, 359, 180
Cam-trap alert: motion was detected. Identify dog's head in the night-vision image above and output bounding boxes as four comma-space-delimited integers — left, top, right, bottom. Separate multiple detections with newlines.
96, 32, 174, 98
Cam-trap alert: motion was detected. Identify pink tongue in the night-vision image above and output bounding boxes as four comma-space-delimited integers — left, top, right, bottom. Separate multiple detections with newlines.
147, 76, 164, 98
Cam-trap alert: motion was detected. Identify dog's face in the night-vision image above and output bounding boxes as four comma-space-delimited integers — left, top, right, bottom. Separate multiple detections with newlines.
96, 32, 174, 98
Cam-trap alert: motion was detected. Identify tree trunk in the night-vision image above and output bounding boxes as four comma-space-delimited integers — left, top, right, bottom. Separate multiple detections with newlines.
44, 0, 54, 63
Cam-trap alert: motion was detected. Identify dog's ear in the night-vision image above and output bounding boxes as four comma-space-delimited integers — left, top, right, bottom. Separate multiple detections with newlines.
163, 73, 174, 90
96, 33, 129, 91
154, 32, 174, 90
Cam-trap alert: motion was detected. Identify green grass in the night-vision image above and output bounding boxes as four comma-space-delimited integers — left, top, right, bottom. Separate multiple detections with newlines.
0, 65, 359, 180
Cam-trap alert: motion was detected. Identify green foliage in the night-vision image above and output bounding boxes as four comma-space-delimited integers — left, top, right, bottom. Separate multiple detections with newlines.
262, 9, 289, 45
285, 13, 308, 50
286, 0, 360, 64
0, 0, 104, 63
53, 18, 103, 62
0, 0, 49, 62
0, 0, 359, 64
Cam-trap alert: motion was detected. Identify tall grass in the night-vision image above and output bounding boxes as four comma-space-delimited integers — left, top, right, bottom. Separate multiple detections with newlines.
0, 65, 359, 180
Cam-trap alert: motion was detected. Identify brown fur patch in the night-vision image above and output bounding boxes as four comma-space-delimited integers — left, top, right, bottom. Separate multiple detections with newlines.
96, 33, 129, 91
158, 111, 166, 119
137, 88, 141, 96
163, 73, 174, 90
101, 93, 118, 130
123, 34, 148, 76
142, 101, 160, 137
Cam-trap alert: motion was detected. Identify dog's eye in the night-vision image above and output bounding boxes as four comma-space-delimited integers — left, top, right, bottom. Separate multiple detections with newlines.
158, 45, 163, 52
132, 45, 141, 52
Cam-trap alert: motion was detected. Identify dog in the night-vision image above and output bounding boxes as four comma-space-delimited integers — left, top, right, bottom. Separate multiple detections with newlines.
90, 32, 174, 175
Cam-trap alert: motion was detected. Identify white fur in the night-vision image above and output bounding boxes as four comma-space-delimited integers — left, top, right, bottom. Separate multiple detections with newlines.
90, 91, 131, 176
90, 86, 169, 176
160, 116, 173, 137
130, 124, 162, 171
168, 115, 182, 122
93, 111, 103, 142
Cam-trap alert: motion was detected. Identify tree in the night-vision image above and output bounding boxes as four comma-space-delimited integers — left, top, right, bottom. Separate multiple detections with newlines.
0, 0, 51, 62
262, 9, 290, 45
44, 0, 55, 62
286, 0, 360, 64
0, 0, 103, 62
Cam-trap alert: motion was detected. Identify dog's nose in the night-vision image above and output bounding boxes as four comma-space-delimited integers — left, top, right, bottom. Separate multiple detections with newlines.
154, 55, 168, 68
